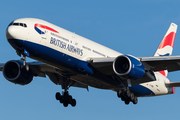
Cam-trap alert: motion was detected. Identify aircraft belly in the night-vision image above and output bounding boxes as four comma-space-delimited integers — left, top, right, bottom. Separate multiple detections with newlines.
70, 74, 120, 90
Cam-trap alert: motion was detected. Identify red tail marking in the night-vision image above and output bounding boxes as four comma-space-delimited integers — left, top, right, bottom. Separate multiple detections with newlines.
159, 70, 166, 77
158, 32, 176, 49
173, 87, 175, 94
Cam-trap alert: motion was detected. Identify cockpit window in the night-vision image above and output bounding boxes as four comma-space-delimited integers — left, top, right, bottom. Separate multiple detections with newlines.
24, 24, 27, 27
8, 21, 14, 26
20, 23, 23, 27
9, 22, 27, 28
13, 23, 19, 26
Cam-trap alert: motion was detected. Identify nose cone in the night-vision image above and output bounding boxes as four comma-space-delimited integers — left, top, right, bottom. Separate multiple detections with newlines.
6, 26, 17, 40
6, 26, 24, 51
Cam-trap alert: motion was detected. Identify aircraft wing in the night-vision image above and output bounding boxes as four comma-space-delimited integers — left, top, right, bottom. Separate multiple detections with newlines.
90, 55, 180, 74
140, 55, 180, 72
1, 55, 180, 89
26, 56, 180, 88
0, 61, 88, 89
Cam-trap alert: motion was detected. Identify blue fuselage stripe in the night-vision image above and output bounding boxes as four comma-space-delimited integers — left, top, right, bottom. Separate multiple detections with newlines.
130, 85, 155, 96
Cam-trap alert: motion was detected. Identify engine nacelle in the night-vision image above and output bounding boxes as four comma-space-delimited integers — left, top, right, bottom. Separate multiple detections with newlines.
113, 55, 145, 79
3, 60, 33, 85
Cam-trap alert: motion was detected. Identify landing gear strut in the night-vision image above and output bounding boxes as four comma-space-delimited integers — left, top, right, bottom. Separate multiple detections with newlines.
20, 54, 29, 71
117, 89, 138, 105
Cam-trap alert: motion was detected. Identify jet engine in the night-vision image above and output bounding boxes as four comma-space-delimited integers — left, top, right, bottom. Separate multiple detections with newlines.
3, 60, 33, 85
113, 55, 145, 79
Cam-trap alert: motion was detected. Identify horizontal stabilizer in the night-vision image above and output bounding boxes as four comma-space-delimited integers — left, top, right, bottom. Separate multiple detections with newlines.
165, 82, 180, 87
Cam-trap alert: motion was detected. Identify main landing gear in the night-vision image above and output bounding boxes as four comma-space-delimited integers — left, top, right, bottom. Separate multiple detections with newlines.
117, 89, 138, 105
56, 91, 76, 107
55, 77, 76, 107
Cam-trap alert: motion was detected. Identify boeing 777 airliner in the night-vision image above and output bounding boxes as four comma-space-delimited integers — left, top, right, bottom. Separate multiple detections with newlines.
1, 18, 180, 107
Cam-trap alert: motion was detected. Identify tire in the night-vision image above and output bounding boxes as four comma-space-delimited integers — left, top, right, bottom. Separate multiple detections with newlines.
126, 90, 131, 98
71, 99, 76, 107
63, 101, 68, 107
121, 96, 126, 101
68, 95, 72, 101
59, 99, 63, 103
55, 92, 61, 100
117, 90, 122, 98
59, 97, 64, 103
130, 93, 134, 101
125, 100, 130, 105
133, 96, 138, 104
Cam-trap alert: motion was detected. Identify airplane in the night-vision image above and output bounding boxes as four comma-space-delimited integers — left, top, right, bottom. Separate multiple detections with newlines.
1, 18, 180, 107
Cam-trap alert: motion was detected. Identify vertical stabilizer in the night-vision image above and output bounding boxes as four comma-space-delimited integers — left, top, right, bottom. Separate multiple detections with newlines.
154, 23, 177, 57
154, 23, 178, 77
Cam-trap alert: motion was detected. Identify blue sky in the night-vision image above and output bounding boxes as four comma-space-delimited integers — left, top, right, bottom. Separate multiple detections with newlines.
1, 0, 180, 120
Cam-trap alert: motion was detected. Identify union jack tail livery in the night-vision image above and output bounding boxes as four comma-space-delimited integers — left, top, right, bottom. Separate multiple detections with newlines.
154, 23, 177, 57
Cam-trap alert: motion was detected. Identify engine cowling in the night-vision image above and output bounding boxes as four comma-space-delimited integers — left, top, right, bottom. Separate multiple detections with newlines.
3, 60, 33, 85
113, 55, 145, 79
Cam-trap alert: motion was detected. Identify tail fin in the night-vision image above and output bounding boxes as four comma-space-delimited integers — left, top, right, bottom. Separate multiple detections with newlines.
154, 23, 178, 77
154, 23, 177, 57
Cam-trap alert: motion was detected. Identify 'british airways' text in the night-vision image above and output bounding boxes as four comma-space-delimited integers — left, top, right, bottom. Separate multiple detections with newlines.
50, 37, 83, 56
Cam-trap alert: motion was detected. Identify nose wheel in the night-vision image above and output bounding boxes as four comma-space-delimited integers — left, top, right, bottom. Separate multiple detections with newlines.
55, 91, 76, 107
